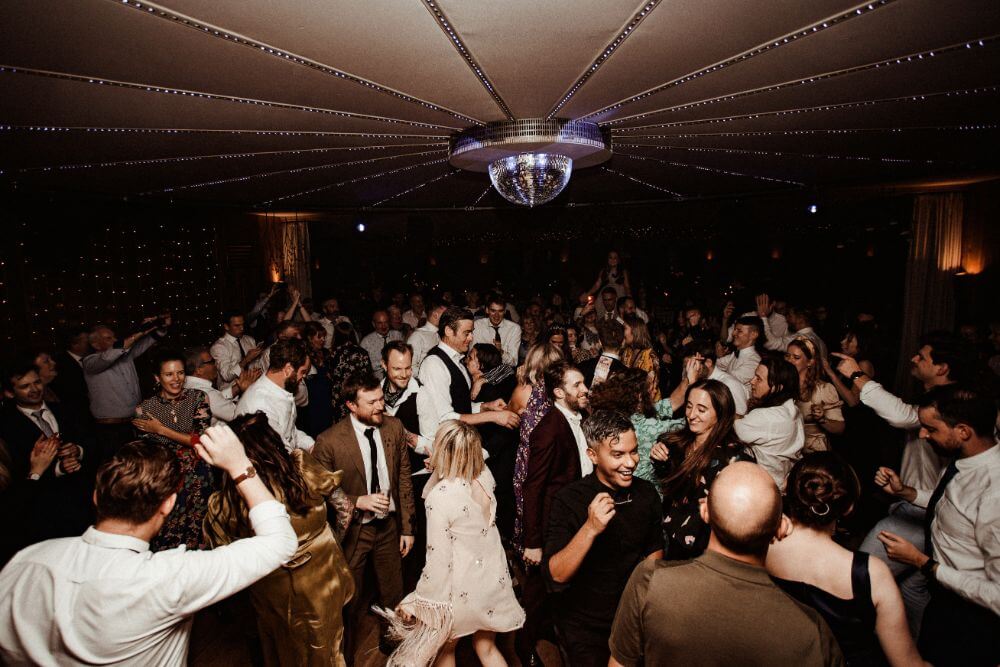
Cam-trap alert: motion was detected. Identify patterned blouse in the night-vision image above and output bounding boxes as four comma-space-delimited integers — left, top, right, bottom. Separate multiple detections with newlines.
631, 398, 686, 488
512, 382, 551, 553
656, 439, 754, 560
623, 346, 661, 401
136, 389, 212, 551
329, 343, 371, 423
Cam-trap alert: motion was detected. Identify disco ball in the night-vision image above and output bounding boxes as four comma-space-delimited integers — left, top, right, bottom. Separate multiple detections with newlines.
488, 153, 573, 207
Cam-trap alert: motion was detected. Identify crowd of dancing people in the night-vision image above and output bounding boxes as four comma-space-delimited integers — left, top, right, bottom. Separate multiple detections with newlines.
0, 249, 998, 666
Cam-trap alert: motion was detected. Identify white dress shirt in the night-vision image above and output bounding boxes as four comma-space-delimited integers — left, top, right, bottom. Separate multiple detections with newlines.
183, 376, 238, 425
554, 402, 593, 477
384, 377, 434, 468
734, 398, 804, 489
256, 345, 309, 407
472, 318, 522, 367
236, 376, 314, 453
402, 309, 425, 330
209, 333, 258, 391
716, 346, 761, 388
312, 314, 351, 350
726, 311, 788, 342
350, 415, 395, 520
417, 342, 481, 440
407, 323, 440, 375
859, 381, 947, 490
360, 330, 404, 379
708, 366, 748, 415
0, 500, 296, 667
929, 444, 1000, 614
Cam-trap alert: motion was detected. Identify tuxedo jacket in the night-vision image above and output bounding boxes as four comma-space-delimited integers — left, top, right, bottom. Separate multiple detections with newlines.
522, 408, 581, 550
312, 415, 415, 546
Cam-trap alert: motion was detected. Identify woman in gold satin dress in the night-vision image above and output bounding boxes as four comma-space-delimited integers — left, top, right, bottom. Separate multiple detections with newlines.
204, 412, 355, 667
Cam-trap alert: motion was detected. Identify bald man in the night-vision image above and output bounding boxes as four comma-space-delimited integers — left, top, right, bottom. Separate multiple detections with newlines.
610, 463, 844, 667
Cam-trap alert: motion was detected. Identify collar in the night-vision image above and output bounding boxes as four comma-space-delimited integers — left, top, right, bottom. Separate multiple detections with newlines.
82, 527, 150, 554
184, 376, 213, 391
16, 401, 50, 419
708, 367, 723, 381
418, 322, 438, 333
262, 374, 293, 397
957, 443, 1000, 471
67, 350, 83, 364
350, 414, 378, 438
438, 341, 465, 363
697, 549, 772, 585
601, 351, 621, 361
225, 333, 242, 343
554, 401, 582, 423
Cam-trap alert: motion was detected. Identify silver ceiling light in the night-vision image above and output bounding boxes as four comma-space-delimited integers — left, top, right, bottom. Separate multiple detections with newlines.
449, 119, 611, 207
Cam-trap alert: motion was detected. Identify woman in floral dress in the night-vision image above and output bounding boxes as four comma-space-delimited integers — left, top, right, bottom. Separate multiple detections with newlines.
651, 378, 753, 560
132, 349, 212, 551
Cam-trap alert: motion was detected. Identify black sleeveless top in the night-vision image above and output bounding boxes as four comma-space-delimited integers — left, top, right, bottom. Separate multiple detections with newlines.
774, 552, 887, 666
423, 345, 472, 414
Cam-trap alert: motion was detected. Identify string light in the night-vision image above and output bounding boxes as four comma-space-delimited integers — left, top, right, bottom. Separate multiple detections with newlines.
115, 0, 483, 126
619, 124, 1000, 139
616, 152, 806, 186
0, 66, 459, 130
0, 124, 449, 138
17, 143, 448, 173
547, 0, 661, 118
261, 157, 449, 205
613, 143, 956, 165
370, 169, 458, 207
603, 38, 1000, 126
421, 0, 514, 119
613, 86, 1000, 133
601, 166, 684, 198
471, 185, 492, 207
139, 149, 447, 195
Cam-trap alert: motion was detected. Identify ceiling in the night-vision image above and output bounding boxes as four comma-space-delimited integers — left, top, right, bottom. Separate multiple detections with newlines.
2, 0, 999, 210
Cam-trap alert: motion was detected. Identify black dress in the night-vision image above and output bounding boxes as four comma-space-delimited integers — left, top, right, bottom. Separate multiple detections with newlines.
476, 375, 518, 540
774, 552, 887, 666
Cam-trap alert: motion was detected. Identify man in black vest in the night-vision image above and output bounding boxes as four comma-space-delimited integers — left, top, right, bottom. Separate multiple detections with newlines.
416, 307, 518, 441
380, 340, 433, 591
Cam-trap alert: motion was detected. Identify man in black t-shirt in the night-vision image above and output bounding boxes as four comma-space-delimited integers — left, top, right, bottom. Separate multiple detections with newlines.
544, 409, 663, 667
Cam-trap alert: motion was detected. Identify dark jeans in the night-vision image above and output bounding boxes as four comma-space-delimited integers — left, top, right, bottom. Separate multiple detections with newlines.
918, 587, 1000, 666
555, 617, 611, 667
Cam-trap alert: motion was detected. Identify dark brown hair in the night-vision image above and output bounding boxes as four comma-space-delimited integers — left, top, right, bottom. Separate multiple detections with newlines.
588, 367, 650, 416
784, 452, 860, 527
95, 440, 182, 525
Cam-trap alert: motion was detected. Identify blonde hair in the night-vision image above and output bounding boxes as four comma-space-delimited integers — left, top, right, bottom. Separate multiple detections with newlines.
429, 420, 485, 482
517, 342, 564, 386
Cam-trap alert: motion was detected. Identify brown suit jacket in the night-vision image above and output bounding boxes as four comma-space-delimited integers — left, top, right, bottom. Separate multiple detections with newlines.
312, 414, 415, 544
522, 408, 582, 550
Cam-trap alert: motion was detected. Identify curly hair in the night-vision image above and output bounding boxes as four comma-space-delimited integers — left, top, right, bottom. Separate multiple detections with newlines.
784, 452, 860, 527
588, 367, 650, 416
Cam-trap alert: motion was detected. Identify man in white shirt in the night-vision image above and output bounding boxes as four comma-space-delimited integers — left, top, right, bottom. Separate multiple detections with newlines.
716, 315, 763, 389
236, 338, 314, 453
401, 293, 427, 330
210, 312, 263, 392
679, 341, 748, 415
619, 296, 649, 324
406, 300, 445, 374
472, 294, 522, 367
864, 385, 1000, 664
360, 310, 403, 380
417, 307, 519, 441
734, 355, 804, 489
755, 294, 828, 362
312, 297, 352, 350
0, 425, 297, 667
183, 347, 259, 424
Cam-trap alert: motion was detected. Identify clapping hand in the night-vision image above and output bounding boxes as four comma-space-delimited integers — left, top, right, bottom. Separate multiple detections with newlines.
755, 293, 773, 317
29, 435, 59, 477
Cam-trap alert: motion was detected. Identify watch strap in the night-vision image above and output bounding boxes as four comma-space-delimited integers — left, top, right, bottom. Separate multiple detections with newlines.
232, 465, 256, 485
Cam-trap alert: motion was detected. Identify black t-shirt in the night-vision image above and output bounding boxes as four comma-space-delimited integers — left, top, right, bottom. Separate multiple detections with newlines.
543, 473, 663, 629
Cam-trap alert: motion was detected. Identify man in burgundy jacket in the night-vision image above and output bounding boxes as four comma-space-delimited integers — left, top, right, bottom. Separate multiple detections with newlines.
518, 360, 591, 663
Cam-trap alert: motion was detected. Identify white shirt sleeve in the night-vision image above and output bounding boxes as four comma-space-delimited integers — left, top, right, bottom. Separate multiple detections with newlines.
859, 381, 920, 430
503, 323, 521, 367
761, 316, 795, 352
170, 500, 297, 616
211, 339, 242, 386
206, 387, 238, 423
418, 355, 461, 426
935, 493, 1000, 615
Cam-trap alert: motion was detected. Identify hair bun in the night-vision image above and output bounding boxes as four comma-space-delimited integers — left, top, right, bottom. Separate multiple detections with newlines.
785, 453, 860, 527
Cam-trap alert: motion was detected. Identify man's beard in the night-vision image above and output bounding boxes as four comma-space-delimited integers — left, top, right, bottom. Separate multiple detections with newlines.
284, 377, 300, 393
747, 395, 764, 410
357, 411, 384, 426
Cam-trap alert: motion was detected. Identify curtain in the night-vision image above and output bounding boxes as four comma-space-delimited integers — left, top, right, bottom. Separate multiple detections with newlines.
893, 193, 963, 396
257, 213, 312, 298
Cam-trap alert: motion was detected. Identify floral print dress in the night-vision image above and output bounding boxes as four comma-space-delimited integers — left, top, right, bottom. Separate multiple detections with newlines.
630, 398, 686, 489
512, 382, 551, 553
656, 440, 754, 560
136, 388, 212, 551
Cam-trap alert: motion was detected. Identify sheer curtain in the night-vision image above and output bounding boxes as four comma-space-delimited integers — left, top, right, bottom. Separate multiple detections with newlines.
893, 193, 963, 396
258, 212, 312, 298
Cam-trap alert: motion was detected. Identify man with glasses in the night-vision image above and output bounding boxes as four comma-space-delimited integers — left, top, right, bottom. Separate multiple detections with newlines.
183, 347, 260, 424
543, 410, 663, 667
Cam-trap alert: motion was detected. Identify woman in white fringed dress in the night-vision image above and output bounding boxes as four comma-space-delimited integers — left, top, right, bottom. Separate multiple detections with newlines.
379, 420, 524, 667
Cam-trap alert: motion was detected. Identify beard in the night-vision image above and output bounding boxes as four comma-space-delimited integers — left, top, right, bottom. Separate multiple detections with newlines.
356, 410, 384, 426
284, 377, 300, 393
747, 394, 765, 410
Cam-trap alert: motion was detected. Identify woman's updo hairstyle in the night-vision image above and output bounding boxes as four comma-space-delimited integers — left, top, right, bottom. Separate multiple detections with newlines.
784, 452, 860, 527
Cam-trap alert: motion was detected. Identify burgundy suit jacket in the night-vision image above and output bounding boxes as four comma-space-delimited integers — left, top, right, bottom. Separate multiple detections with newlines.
522, 407, 581, 549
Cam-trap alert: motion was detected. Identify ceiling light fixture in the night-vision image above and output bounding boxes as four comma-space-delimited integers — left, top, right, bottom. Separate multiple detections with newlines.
449, 119, 610, 207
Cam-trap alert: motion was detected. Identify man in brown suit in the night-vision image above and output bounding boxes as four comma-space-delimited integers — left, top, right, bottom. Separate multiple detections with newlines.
312, 370, 415, 660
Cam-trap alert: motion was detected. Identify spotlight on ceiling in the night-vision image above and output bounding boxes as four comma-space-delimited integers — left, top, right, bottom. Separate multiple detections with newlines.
808, 204, 818, 214
449, 119, 611, 207
355, 222, 366, 232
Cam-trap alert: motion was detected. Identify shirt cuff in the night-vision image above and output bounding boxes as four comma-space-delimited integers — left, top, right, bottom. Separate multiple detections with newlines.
54, 461, 64, 477
913, 489, 932, 508
414, 435, 434, 456
472, 401, 482, 414
859, 380, 882, 402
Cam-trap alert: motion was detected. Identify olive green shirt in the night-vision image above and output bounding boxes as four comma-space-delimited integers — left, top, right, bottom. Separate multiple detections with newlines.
610, 550, 845, 667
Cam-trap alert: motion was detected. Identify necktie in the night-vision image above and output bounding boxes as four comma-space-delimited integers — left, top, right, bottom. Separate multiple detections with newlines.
236, 337, 246, 360
493, 325, 502, 346
31, 409, 54, 437
364, 428, 381, 494
924, 460, 959, 558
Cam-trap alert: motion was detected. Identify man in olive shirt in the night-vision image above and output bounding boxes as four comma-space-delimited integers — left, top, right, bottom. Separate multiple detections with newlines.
609, 462, 844, 667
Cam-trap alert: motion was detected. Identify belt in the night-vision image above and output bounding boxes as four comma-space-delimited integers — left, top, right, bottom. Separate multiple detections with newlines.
95, 417, 132, 425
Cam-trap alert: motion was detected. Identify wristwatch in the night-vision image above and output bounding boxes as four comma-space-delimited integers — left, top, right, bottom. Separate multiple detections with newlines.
849, 370, 867, 384
232, 465, 257, 485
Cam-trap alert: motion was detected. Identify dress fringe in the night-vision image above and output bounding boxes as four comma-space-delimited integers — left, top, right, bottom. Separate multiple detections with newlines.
373, 597, 454, 667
